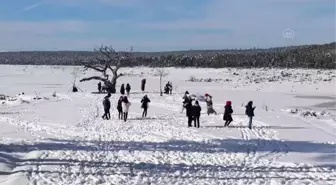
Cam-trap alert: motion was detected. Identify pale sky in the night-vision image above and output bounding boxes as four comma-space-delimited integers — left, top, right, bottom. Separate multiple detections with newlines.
0, 0, 335, 51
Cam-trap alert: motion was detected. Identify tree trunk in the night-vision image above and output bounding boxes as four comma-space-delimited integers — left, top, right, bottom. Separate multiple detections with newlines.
103, 72, 118, 94
105, 82, 116, 94
109, 73, 118, 94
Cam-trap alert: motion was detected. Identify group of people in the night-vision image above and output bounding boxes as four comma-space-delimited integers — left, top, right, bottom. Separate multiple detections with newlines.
223, 100, 255, 129
182, 91, 256, 129
164, 82, 173, 95
101, 80, 255, 129
182, 91, 202, 128
102, 92, 151, 122
116, 95, 132, 121
120, 83, 132, 95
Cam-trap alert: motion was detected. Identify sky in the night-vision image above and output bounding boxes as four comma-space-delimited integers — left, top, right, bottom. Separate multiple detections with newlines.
0, 0, 335, 51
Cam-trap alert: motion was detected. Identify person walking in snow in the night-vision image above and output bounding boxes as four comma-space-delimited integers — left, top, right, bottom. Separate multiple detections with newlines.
141, 79, 146, 92
192, 100, 202, 128
205, 93, 217, 115
181, 91, 190, 113
122, 96, 131, 122
126, 83, 131, 96
117, 96, 123, 120
245, 101, 256, 129
141, 95, 151, 117
102, 93, 111, 120
120, 84, 125, 95
223, 101, 233, 127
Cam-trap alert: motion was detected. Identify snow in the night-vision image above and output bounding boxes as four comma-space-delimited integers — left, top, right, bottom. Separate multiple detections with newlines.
0, 65, 335, 185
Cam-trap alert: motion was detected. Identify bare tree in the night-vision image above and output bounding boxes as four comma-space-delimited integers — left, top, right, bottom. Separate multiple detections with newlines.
155, 68, 169, 96
79, 45, 133, 93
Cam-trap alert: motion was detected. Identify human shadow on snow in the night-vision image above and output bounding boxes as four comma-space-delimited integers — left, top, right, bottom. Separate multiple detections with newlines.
202, 125, 307, 129
0, 139, 336, 180
128, 116, 172, 121
0, 153, 335, 181
0, 138, 335, 167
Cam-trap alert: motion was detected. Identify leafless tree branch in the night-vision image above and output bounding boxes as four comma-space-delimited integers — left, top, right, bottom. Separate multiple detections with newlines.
78, 45, 133, 93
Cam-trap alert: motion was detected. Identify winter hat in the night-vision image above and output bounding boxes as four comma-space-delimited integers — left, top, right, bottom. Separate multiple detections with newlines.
185, 91, 189, 94
205, 93, 209, 96
226, 101, 232, 105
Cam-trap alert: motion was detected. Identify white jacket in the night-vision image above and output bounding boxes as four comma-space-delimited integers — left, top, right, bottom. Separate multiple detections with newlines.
122, 102, 131, 113
206, 96, 213, 109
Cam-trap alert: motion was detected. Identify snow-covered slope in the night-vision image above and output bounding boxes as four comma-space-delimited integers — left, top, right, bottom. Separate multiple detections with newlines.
0, 65, 335, 185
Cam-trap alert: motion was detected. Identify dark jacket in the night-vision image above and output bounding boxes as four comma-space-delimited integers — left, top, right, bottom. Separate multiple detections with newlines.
122, 97, 129, 104
117, 98, 123, 111
126, 84, 131, 92
185, 99, 193, 117
120, 85, 125, 94
223, 105, 233, 121
141, 97, 151, 109
192, 104, 202, 117
245, 101, 255, 117
103, 97, 111, 110
141, 79, 146, 91
183, 95, 189, 104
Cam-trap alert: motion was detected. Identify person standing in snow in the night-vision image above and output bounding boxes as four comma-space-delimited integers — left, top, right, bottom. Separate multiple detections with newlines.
245, 101, 256, 129
205, 93, 217, 115
117, 96, 123, 120
185, 97, 194, 127
120, 84, 125, 95
126, 83, 131, 96
141, 95, 151, 117
169, 82, 173, 95
223, 101, 233, 126
141, 79, 146, 92
122, 96, 131, 122
181, 91, 190, 113
192, 100, 202, 128
98, 82, 102, 93
102, 93, 111, 120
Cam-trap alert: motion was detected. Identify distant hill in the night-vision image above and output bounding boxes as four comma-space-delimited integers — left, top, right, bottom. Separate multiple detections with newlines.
0, 42, 335, 69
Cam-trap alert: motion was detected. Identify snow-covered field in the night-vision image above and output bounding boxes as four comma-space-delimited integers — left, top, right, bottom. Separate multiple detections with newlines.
0, 65, 335, 185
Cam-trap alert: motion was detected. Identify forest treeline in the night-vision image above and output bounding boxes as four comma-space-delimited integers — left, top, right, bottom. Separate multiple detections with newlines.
0, 42, 335, 69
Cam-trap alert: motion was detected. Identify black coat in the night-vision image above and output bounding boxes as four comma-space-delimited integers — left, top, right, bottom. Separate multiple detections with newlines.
223, 105, 233, 121
192, 105, 201, 117
245, 104, 255, 117
117, 99, 122, 112
120, 85, 125, 94
182, 95, 189, 104
141, 97, 150, 109
185, 99, 193, 117
141, 79, 146, 91
126, 84, 131, 92
103, 97, 111, 110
